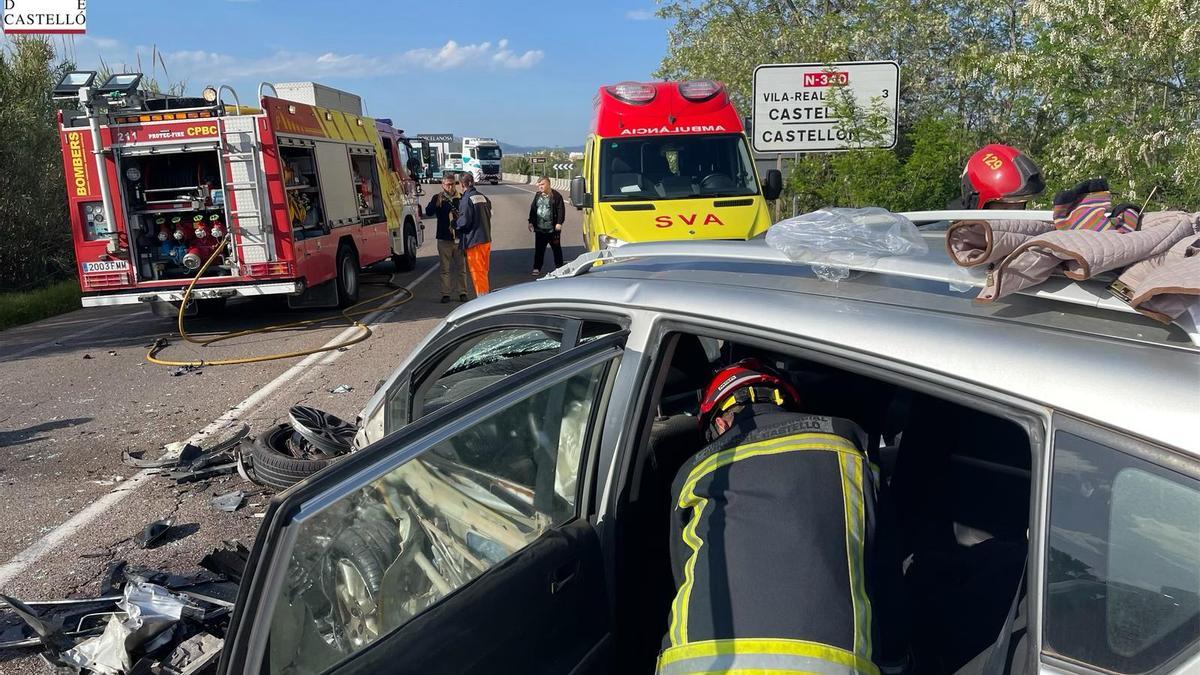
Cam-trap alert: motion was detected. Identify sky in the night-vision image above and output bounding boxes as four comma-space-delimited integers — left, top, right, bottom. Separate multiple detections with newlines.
49, 0, 674, 147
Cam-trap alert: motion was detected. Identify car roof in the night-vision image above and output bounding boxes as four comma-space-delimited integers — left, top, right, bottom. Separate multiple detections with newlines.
451, 233, 1199, 455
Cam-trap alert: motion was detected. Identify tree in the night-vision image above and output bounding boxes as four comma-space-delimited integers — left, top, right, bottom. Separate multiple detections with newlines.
0, 38, 74, 291
654, 0, 1200, 211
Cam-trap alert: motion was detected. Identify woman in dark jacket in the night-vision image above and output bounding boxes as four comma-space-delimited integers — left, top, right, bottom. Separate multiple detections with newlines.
527, 176, 566, 275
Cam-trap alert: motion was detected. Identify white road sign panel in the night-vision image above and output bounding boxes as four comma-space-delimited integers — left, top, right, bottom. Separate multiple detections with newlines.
752, 61, 899, 153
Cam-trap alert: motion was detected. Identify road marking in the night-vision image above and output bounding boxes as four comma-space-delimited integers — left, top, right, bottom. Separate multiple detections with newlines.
0, 263, 438, 587
3, 312, 160, 360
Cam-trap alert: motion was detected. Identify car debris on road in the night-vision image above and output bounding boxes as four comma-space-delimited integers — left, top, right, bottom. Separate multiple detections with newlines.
0, 541, 247, 673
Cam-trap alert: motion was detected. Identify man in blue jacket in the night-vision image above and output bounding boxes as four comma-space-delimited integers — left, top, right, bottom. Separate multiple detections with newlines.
425, 174, 468, 303
455, 172, 493, 295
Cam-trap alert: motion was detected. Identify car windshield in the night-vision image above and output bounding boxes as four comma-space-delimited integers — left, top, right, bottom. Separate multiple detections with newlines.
599, 133, 759, 201
476, 146, 501, 160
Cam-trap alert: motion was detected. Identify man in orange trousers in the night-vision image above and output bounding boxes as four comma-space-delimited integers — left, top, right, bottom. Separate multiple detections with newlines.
454, 172, 493, 295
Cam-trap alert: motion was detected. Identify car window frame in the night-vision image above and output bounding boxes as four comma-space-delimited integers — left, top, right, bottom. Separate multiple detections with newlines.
219, 331, 628, 675
382, 313, 583, 433
1041, 414, 1200, 675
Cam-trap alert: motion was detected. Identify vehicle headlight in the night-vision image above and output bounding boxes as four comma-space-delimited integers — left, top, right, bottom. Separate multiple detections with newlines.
598, 235, 627, 250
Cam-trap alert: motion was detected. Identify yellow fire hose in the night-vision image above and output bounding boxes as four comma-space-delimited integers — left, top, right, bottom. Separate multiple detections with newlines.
146, 235, 413, 367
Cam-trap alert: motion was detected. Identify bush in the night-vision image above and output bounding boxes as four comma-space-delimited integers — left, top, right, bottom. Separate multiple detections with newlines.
0, 279, 80, 331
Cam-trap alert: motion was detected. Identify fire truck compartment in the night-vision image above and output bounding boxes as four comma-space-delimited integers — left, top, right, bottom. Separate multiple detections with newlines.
119, 148, 237, 282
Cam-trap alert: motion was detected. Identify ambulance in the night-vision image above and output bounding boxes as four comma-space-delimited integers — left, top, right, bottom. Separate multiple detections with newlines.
52, 75, 424, 314
570, 80, 782, 251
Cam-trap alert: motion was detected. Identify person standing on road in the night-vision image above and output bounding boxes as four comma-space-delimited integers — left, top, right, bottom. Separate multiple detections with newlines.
455, 172, 493, 295
425, 174, 469, 303
527, 176, 565, 276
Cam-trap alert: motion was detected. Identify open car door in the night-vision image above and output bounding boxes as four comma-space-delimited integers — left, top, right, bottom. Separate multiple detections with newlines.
220, 332, 627, 674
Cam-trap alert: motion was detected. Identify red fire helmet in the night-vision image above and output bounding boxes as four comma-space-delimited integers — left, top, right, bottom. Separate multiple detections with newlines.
961, 144, 1045, 209
699, 358, 801, 424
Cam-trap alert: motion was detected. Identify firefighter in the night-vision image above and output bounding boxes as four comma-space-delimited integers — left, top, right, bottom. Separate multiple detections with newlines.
658, 359, 908, 675
959, 144, 1044, 210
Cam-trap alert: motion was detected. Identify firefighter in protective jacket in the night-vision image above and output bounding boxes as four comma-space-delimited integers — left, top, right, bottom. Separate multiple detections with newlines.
658, 359, 907, 675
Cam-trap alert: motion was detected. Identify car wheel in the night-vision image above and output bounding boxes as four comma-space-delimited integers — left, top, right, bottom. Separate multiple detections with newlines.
336, 245, 359, 308
325, 509, 400, 649
392, 225, 418, 272
250, 423, 344, 491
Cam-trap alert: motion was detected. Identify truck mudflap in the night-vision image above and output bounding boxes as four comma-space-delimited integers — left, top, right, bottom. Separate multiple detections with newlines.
80, 280, 303, 308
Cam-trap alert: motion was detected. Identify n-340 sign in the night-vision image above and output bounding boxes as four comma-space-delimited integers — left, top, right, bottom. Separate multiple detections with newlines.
752, 61, 899, 153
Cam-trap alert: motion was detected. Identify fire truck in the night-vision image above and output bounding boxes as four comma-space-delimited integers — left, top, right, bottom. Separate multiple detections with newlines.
53, 74, 425, 314
569, 80, 783, 251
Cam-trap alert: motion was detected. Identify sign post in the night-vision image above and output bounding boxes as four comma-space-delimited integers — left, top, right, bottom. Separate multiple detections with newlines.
751, 61, 899, 154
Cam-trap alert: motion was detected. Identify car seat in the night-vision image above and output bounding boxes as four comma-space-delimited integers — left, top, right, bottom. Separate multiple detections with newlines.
610, 157, 646, 195
889, 394, 1030, 673
618, 335, 710, 672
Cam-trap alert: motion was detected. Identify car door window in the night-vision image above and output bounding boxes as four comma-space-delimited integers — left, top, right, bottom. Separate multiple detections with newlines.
1044, 430, 1200, 673
264, 357, 616, 675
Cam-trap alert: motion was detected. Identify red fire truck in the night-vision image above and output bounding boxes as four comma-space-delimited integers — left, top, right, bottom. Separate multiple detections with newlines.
53, 74, 424, 314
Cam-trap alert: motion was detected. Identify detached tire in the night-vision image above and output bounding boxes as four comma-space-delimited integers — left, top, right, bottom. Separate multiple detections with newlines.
336, 245, 360, 308
250, 424, 342, 491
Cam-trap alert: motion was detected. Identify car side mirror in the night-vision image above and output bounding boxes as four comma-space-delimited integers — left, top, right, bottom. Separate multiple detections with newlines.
570, 176, 591, 209
762, 169, 783, 201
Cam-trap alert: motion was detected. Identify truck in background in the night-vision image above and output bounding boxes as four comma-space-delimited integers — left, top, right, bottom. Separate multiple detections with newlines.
53, 75, 425, 314
461, 136, 502, 184
569, 80, 782, 251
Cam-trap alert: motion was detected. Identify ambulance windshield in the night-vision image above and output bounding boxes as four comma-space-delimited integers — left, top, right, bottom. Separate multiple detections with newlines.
599, 133, 758, 201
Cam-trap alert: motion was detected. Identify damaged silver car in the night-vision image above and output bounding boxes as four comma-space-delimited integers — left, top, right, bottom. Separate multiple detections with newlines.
216, 232, 1199, 675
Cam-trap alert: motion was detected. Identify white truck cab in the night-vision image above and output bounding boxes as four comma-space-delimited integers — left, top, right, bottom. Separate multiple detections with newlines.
461, 136, 502, 184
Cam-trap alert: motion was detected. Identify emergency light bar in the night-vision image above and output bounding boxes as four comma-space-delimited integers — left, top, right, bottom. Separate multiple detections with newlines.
606, 82, 657, 104
678, 80, 722, 101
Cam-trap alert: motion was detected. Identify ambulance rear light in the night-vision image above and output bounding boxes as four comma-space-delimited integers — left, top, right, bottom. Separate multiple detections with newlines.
605, 82, 657, 104
678, 80, 722, 101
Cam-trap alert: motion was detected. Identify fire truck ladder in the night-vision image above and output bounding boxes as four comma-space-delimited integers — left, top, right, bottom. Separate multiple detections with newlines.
216, 86, 272, 268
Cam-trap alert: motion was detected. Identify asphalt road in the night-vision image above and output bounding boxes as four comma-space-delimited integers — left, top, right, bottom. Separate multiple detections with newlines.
0, 181, 584, 671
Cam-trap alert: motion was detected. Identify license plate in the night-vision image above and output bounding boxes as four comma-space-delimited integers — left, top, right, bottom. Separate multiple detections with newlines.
82, 260, 130, 273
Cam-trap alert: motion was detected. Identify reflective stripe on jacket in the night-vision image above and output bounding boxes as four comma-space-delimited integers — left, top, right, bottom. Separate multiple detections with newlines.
661, 413, 880, 675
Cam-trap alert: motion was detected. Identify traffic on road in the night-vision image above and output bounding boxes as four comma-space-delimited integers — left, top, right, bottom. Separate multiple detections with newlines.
1, 6, 1199, 675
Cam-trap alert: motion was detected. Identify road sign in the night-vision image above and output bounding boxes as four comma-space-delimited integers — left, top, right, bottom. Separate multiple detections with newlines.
752, 61, 899, 153
418, 133, 454, 143
553, 163, 573, 171
531, 156, 546, 164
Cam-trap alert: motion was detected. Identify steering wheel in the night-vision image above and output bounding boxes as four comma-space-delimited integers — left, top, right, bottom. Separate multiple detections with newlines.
698, 173, 735, 190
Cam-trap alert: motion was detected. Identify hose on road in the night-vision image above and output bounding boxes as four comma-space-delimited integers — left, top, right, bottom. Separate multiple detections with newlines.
146, 234, 413, 367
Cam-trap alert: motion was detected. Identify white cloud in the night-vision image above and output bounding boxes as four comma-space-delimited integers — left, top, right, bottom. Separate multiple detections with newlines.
625, 8, 657, 20
402, 38, 542, 71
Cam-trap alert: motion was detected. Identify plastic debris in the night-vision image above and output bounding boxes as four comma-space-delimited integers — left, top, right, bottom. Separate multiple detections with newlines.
134, 518, 174, 549
210, 490, 245, 512
329, 384, 353, 394
60, 581, 187, 674
766, 207, 929, 281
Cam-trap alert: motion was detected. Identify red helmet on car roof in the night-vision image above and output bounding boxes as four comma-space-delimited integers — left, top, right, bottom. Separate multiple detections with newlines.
699, 358, 801, 430
961, 144, 1045, 209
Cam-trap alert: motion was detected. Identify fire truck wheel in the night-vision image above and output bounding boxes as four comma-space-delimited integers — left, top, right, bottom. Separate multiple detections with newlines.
250, 423, 344, 491
392, 225, 418, 272
336, 245, 360, 308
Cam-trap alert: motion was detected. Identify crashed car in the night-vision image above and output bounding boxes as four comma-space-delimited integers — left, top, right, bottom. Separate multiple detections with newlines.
217, 230, 1199, 674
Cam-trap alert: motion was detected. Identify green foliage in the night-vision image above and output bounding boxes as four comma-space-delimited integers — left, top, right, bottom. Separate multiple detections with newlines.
656, 0, 1200, 211
0, 37, 74, 292
0, 279, 80, 330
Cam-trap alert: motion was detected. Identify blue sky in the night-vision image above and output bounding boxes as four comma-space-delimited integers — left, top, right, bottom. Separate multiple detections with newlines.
54, 1, 672, 147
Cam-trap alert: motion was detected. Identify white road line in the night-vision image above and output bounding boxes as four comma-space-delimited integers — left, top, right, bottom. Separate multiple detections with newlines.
0, 263, 438, 588
3, 312, 160, 360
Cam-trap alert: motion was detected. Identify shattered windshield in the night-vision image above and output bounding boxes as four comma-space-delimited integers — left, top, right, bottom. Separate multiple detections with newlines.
444, 330, 560, 376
